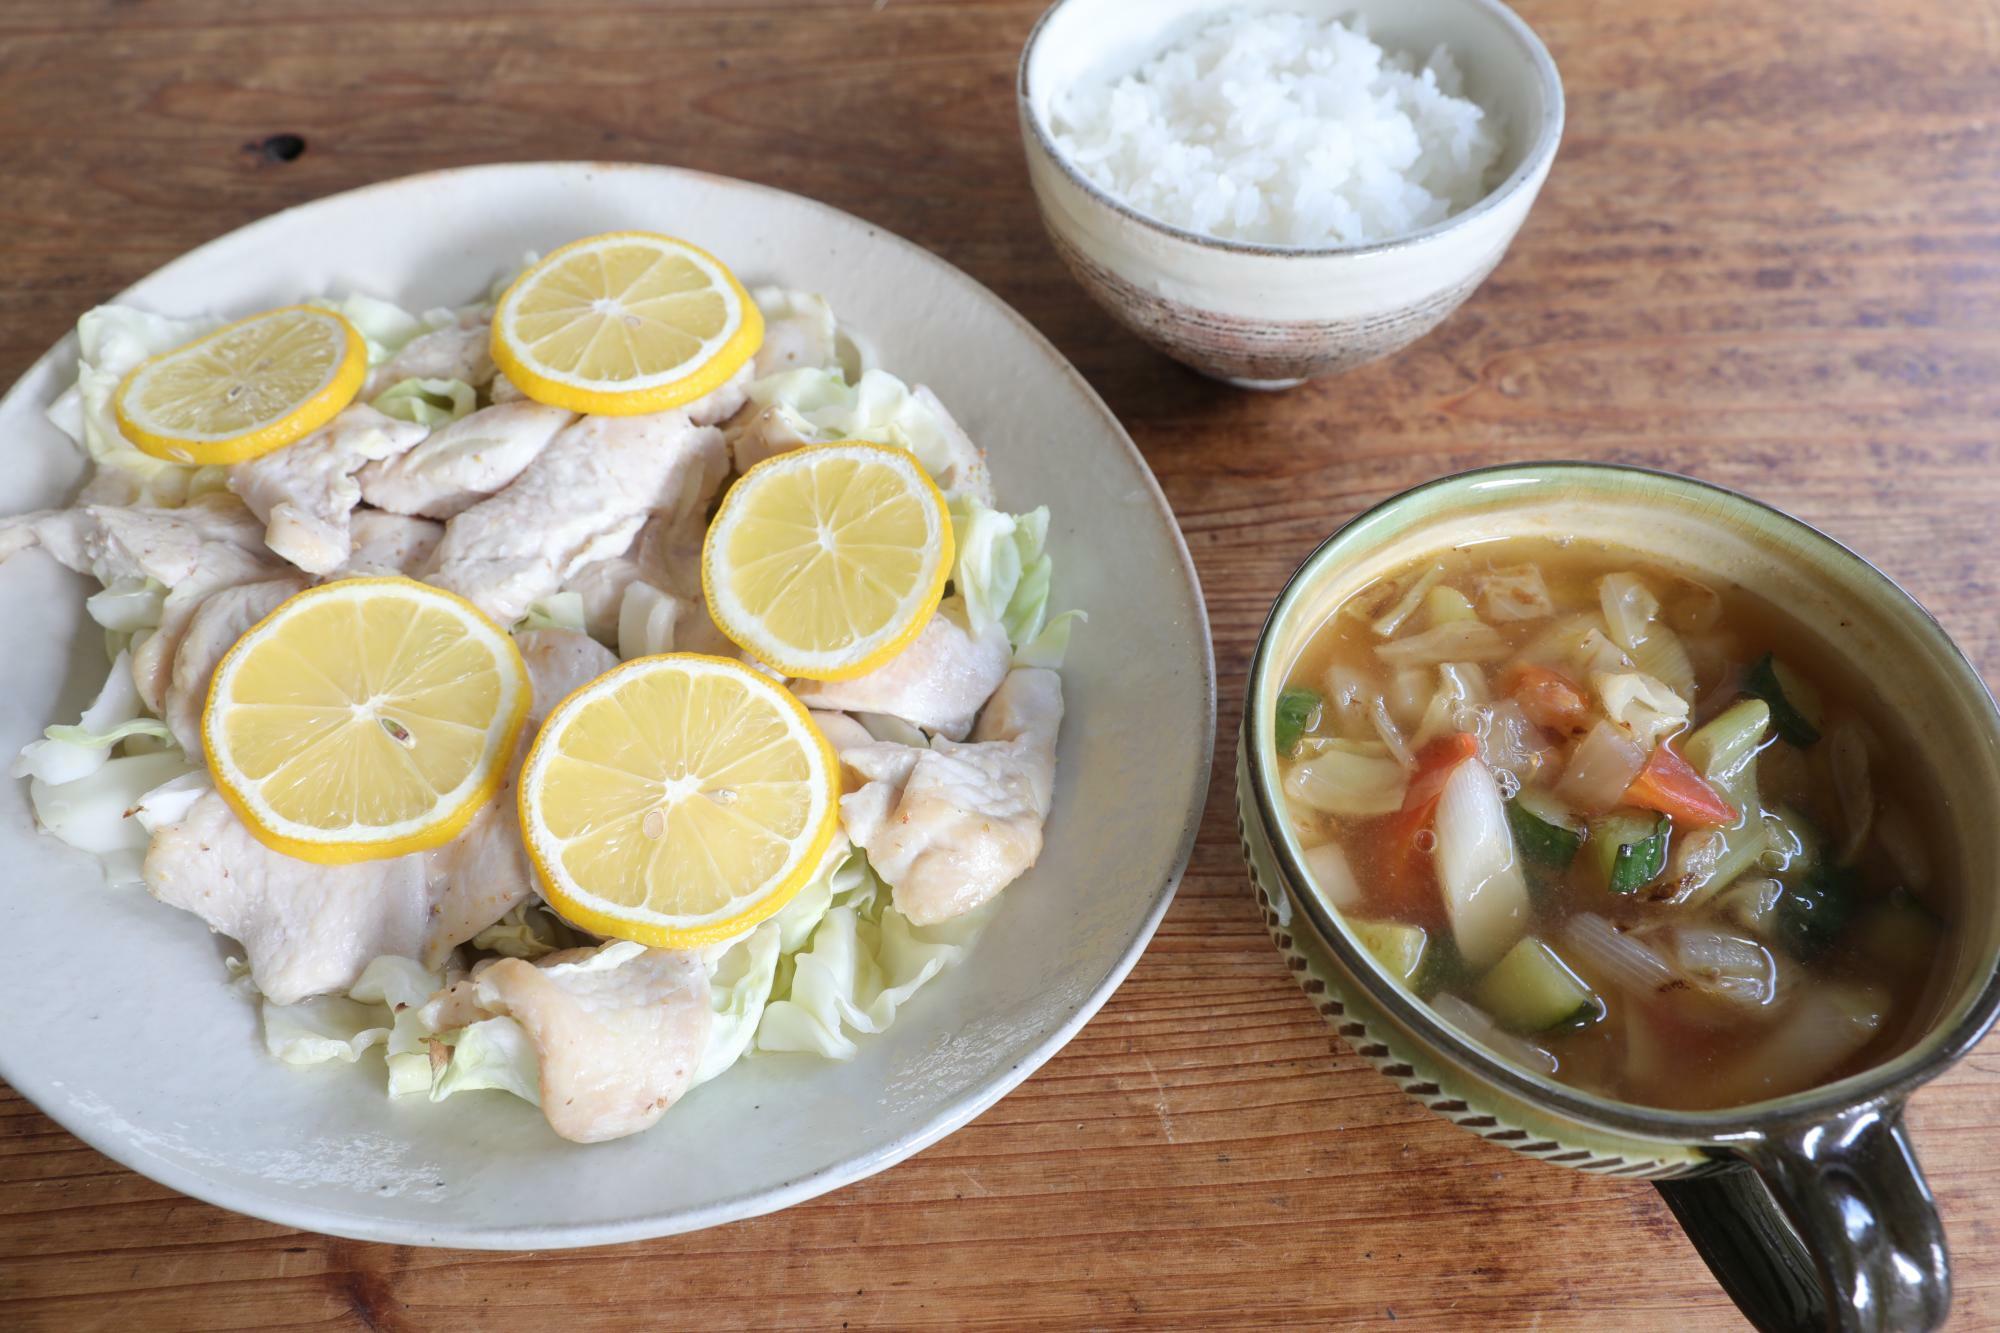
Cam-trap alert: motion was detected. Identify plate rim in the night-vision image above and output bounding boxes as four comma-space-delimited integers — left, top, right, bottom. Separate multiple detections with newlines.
0, 160, 1217, 1249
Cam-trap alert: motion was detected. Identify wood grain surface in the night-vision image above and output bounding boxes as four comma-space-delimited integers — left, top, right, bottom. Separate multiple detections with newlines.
3, 0, 1999, 1328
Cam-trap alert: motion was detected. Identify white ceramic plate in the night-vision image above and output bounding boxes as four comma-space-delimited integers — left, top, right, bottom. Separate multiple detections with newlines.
0, 162, 1213, 1248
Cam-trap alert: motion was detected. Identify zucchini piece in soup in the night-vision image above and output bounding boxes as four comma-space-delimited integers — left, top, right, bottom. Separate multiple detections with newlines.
1745, 654, 1823, 747
1274, 686, 1322, 756
1351, 920, 1431, 988
1432, 757, 1530, 969
1587, 810, 1671, 895
1476, 936, 1601, 1032
1507, 788, 1583, 873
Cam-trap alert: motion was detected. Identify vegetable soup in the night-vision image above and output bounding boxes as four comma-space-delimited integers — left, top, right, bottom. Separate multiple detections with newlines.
1275, 538, 1954, 1110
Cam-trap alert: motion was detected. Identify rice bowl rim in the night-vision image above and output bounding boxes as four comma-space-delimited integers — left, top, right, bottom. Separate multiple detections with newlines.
1017, 0, 1566, 260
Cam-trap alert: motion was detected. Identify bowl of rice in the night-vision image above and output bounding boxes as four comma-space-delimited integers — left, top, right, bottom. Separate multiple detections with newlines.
1019, 0, 1563, 388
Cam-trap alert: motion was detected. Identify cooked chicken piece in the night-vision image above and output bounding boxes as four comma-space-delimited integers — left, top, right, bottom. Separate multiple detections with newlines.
421, 942, 713, 1143
425, 409, 728, 625
0, 491, 288, 711
489, 374, 527, 404
687, 360, 755, 429
358, 402, 574, 520
0, 492, 268, 589
839, 668, 1063, 925
141, 620, 605, 1002
227, 405, 429, 574
423, 775, 537, 955
514, 628, 618, 723
560, 550, 644, 644
810, 709, 876, 756
364, 313, 495, 397
910, 384, 995, 504
144, 791, 435, 1004
415, 627, 615, 945
750, 287, 841, 378
559, 499, 715, 646
791, 600, 1011, 740
337, 511, 445, 577
162, 576, 310, 754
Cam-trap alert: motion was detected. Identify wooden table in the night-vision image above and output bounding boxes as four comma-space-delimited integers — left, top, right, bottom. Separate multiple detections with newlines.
3, 1, 1997, 1327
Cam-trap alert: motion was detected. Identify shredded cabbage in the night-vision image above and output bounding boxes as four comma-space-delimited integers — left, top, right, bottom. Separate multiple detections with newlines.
308, 293, 428, 366
1014, 609, 1085, 669
12, 651, 171, 785
756, 849, 989, 1059
426, 1017, 541, 1103
616, 581, 685, 660
47, 305, 221, 504
261, 956, 440, 1067
694, 921, 783, 1087
948, 495, 1052, 642
86, 578, 166, 634
27, 749, 196, 884
745, 368, 987, 497
372, 377, 477, 428
130, 770, 210, 833
468, 903, 583, 959
516, 591, 587, 633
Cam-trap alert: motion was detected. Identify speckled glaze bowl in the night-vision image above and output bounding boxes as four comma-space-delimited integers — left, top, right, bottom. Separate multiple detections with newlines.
1237, 464, 2000, 1331
1018, 0, 1564, 388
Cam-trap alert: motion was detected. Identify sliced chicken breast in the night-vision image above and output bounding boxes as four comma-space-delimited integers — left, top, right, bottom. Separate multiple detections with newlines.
422, 942, 713, 1143
839, 667, 1063, 926
364, 314, 495, 397
162, 575, 310, 754
358, 401, 574, 520
791, 600, 1011, 740
424, 409, 728, 625
229, 405, 429, 574
337, 511, 445, 578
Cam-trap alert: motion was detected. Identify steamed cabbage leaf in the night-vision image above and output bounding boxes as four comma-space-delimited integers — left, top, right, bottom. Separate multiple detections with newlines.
744, 368, 981, 495
947, 495, 1084, 663
372, 377, 477, 428
46, 305, 223, 504
28, 750, 199, 885
261, 956, 440, 1067
12, 650, 172, 786
756, 849, 991, 1060
308, 293, 428, 366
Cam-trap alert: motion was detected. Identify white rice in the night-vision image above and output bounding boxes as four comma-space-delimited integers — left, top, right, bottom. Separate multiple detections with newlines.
1049, 10, 1504, 248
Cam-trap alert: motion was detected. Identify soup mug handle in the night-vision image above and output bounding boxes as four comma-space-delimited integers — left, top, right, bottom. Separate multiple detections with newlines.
1654, 1100, 1948, 1332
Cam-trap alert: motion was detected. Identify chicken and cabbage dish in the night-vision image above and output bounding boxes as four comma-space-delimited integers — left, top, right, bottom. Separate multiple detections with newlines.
3, 233, 1079, 1143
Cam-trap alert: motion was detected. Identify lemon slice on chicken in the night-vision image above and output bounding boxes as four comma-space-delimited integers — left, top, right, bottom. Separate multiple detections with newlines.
702, 441, 954, 681
490, 231, 763, 416
518, 653, 840, 949
113, 305, 366, 465
203, 578, 531, 864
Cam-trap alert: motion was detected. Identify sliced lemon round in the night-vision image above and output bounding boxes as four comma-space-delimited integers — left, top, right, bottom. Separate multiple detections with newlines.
490, 231, 763, 416
113, 305, 366, 465
702, 441, 953, 681
518, 653, 840, 949
203, 577, 531, 864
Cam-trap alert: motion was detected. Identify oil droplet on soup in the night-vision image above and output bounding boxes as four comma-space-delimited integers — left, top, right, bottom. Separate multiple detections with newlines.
1273, 538, 1954, 1111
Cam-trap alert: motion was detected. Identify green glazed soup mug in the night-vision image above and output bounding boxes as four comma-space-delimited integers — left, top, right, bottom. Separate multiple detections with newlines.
1236, 463, 2000, 1332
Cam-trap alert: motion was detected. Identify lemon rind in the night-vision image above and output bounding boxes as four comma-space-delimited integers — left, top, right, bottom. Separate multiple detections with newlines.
114, 305, 367, 466
701, 441, 955, 683
489, 231, 765, 417
516, 652, 841, 950
202, 577, 531, 865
